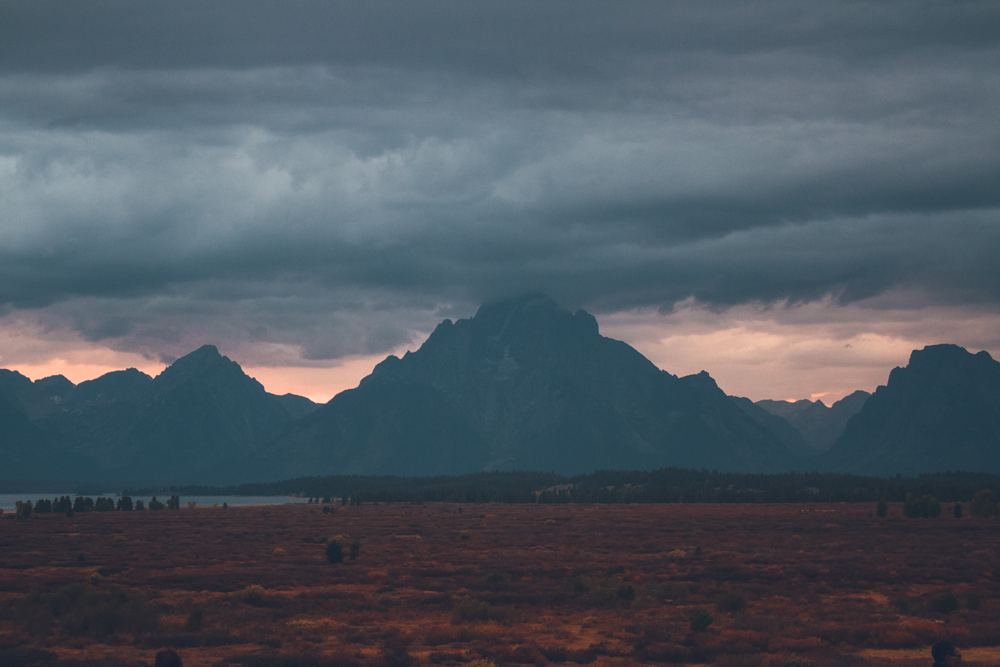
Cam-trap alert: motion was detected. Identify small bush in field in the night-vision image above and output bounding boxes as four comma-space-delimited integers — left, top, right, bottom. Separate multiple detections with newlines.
876, 497, 888, 517
485, 571, 507, 584
929, 591, 959, 614
186, 608, 204, 632
894, 595, 917, 615
19, 584, 160, 639
954, 502, 963, 518
326, 539, 344, 564
784, 659, 813, 667
272, 548, 287, 558
689, 607, 714, 632
458, 530, 471, 540
451, 598, 505, 624
718, 591, 747, 613
970, 489, 999, 518
379, 638, 413, 667
15, 501, 32, 520
241, 585, 266, 605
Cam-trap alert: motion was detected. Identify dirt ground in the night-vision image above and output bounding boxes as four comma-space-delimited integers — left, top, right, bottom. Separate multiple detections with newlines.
0, 502, 996, 666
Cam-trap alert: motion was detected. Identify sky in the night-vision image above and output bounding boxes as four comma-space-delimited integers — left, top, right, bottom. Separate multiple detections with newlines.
1, 0, 998, 404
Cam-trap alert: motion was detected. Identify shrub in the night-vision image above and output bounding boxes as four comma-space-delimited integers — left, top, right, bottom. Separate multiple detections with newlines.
689, 607, 714, 632
617, 583, 636, 601
148, 497, 165, 511
272, 548, 287, 558
970, 489, 999, 518
485, 571, 507, 584
876, 497, 888, 517
186, 501, 197, 509
18, 584, 159, 639
14, 500, 32, 520
903, 493, 941, 518
459, 530, 471, 540
718, 591, 748, 614
241, 585, 266, 605
451, 598, 506, 624
326, 539, 344, 564
954, 502, 963, 518
186, 608, 204, 632
929, 591, 959, 614
923, 495, 941, 518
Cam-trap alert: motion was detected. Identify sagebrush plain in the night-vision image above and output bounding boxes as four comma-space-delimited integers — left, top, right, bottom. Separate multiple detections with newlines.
1, 503, 997, 666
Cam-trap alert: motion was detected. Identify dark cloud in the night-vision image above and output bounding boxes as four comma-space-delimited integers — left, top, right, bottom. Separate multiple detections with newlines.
0, 0, 998, 364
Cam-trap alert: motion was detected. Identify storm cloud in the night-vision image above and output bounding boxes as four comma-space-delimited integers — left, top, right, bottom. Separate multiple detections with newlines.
1, 0, 998, 371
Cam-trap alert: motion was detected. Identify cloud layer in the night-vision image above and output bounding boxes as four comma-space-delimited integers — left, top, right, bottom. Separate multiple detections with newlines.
1, 0, 998, 393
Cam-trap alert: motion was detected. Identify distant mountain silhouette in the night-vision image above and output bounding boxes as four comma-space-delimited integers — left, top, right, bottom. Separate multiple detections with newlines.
0, 384, 56, 478
1, 348, 318, 484
3, 303, 998, 484
822, 344, 1000, 475
273, 393, 319, 419
730, 396, 813, 458
259, 294, 796, 478
0, 369, 75, 420
756, 390, 870, 453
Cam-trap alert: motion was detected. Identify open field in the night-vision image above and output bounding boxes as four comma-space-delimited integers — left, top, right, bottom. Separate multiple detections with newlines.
1, 503, 997, 666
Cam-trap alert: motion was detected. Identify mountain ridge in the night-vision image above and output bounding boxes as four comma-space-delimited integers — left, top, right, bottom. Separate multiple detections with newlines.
1, 297, 998, 483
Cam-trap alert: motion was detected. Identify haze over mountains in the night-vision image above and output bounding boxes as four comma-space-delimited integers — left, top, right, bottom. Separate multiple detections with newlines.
1, 295, 998, 485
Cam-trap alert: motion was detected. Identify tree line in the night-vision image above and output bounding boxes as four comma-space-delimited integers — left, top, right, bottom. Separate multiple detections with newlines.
123, 468, 1000, 506
9, 494, 181, 518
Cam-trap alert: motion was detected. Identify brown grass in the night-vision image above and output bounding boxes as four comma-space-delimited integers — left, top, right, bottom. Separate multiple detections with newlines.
0, 502, 997, 666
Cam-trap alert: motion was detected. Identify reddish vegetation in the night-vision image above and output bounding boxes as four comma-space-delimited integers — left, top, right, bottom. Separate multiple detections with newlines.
0, 503, 997, 666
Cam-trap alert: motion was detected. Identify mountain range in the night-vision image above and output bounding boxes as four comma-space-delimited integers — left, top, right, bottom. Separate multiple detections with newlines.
1, 294, 998, 484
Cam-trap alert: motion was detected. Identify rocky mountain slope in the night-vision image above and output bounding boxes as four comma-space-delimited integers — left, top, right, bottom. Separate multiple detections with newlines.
259, 294, 796, 478
1, 347, 317, 483
822, 344, 1000, 475
756, 391, 870, 453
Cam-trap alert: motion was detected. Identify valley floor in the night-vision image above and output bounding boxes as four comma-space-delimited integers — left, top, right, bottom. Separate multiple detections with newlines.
0, 502, 997, 666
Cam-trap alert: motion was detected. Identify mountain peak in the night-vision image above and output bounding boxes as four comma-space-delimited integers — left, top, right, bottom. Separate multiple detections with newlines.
907, 343, 994, 367
469, 293, 599, 344
155, 344, 250, 391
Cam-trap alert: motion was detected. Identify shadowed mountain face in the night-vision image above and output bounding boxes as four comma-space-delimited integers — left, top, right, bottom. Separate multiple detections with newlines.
0, 386, 56, 478
756, 390, 870, 453
730, 396, 813, 458
823, 344, 1000, 475
62, 345, 295, 483
261, 294, 796, 478
0, 369, 76, 420
1, 347, 316, 484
